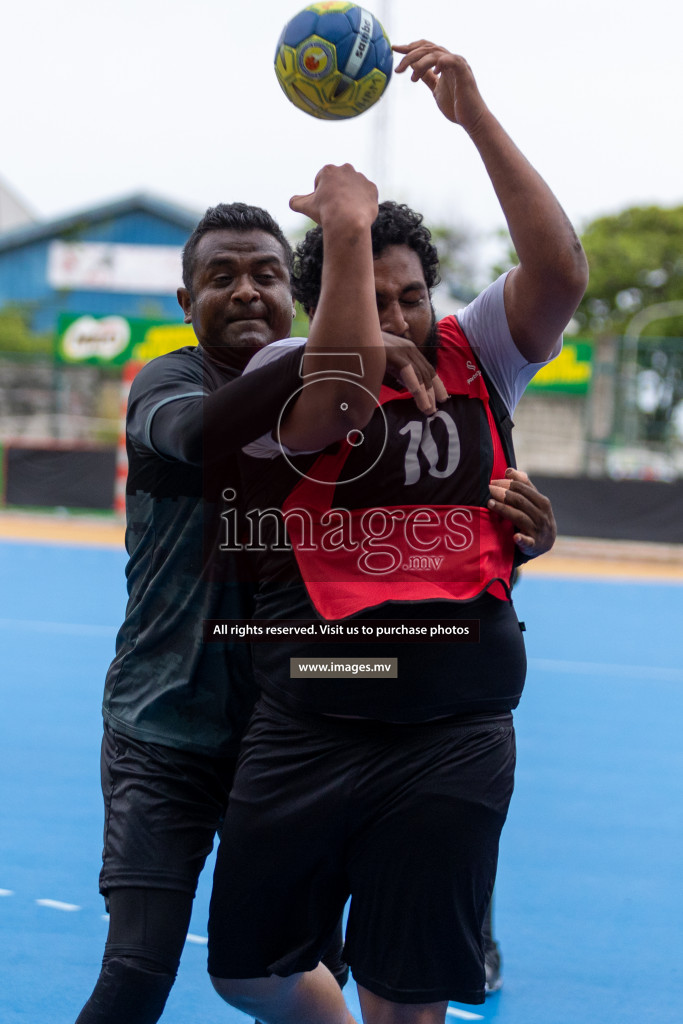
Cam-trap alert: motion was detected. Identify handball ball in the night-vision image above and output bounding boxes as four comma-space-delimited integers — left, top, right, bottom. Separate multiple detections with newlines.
274, 3, 392, 120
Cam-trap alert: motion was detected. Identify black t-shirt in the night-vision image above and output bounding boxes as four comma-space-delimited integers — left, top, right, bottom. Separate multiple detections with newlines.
103, 343, 302, 755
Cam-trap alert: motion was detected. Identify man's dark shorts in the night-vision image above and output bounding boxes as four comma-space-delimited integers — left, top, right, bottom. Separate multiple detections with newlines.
99, 723, 238, 896
208, 695, 516, 1006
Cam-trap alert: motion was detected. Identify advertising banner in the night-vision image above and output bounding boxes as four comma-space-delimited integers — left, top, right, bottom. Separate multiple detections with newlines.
47, 241, 182, 294
527, 340, 593, 394
56, 313, 195, 365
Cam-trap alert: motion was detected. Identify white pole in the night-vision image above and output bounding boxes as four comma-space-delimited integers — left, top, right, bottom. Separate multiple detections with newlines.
623, 301, 683, 445
371, 0, 392, 198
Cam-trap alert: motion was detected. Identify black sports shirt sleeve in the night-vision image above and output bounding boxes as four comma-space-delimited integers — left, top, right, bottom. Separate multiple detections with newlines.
128, 345, 304, 465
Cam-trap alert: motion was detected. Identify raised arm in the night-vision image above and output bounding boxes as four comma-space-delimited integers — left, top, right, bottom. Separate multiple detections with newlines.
394, 42, 589, 363
276, 163, 386, 451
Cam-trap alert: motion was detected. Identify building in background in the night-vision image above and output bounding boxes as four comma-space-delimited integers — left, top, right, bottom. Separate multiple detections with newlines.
0, 176, 35, 234
0, 190, 201, 509
0, 191, 200, 332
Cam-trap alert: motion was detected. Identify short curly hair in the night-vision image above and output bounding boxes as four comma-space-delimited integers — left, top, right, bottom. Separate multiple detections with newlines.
292, 201, 440, 311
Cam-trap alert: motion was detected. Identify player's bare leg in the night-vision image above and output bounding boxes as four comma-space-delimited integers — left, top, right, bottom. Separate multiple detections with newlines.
357, 986, 448, 1024
211, 963, 355, 1024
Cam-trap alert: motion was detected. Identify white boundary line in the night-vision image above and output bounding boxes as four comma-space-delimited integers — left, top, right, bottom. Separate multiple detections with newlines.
529, 657, 683, 682
35, 899, 81, 911
1, 618, 681, 682
0, 618, 115, 636
5, 892, 208, 949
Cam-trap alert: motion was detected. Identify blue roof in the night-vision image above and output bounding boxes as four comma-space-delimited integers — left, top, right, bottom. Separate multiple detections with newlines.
0, 192, 202, 254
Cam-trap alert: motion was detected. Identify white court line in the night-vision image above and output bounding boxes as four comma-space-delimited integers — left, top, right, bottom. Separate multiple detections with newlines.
529, 658, 683, 682
0, 889, 14, 896
2, 619, 680, 679
0, 618, 115, 637
35, 899, 81, 911
446, 1009, 484, 1021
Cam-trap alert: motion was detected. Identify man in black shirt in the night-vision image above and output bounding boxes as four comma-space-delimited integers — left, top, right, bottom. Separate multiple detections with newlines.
75, 188, 447, 1023
74, 202, 317, 1023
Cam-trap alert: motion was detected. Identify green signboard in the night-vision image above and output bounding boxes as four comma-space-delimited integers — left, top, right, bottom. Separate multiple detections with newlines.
56, 313, 196, 366
527, 339, 593, 394
56, 316, 594, 395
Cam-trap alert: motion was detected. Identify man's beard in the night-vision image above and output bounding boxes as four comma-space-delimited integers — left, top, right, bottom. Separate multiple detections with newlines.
421, 306, 440, 368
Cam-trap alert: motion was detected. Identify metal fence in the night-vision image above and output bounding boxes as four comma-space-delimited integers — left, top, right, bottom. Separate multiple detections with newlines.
0, 355, 121, 445
1, 335, 682, 482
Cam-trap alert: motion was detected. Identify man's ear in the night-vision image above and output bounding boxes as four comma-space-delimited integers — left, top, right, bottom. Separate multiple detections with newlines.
308, 306, 316, 323
177, 287, 192, 324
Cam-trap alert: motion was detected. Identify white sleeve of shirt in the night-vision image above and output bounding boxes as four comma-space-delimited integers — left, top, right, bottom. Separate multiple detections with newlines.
455, 271, 563, 414
242, 277, 562, 458
241, 337, 310, 459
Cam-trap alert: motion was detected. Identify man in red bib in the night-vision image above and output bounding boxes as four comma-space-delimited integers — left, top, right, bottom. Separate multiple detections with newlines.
207, 42, 588, 1024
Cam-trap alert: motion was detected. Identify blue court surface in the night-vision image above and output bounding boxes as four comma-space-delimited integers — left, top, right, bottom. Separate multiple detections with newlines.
1, 537, 682, 1023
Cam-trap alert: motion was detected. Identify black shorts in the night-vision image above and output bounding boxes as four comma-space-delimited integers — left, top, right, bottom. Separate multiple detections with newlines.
207, 695, 515, 1005
99, 723, 238, 896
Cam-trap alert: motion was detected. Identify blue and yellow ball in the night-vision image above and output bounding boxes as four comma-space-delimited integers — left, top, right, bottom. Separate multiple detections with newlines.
274, 3, 393, 120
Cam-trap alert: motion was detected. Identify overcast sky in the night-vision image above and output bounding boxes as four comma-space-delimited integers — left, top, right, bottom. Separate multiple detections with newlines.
3, 0, 682, 255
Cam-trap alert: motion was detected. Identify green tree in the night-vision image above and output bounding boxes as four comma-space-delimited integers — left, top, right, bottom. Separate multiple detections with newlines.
0, 304, 53, 355
575, 205, 683, 338
428, 223, 479, 302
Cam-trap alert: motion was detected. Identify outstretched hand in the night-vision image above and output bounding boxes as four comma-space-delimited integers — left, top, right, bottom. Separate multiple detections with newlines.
392, 41, 489, 132
487, 468, 557, 558
290, 163, 378, 229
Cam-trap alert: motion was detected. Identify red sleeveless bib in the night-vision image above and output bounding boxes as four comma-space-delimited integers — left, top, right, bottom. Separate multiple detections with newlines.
281, 317, 516, 620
